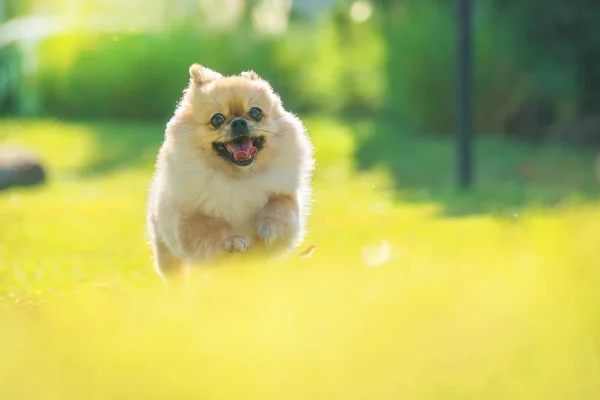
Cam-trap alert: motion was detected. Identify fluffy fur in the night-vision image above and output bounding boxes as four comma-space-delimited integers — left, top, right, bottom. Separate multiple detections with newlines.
147, 64, 314, 283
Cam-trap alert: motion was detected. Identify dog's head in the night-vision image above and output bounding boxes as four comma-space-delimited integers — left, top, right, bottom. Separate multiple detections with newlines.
183, 64, 285, 169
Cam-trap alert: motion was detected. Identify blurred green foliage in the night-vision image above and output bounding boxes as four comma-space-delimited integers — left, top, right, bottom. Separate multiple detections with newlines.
5, 0, 600, 143
34, 13, 383, 121
489, 0, 600, 144
376, 0, 599, 140
380, 2, 529, 134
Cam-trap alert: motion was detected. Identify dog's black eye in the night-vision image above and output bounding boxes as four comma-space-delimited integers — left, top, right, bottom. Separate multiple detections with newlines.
249, 107, 263, 122
211, 113, 225, 128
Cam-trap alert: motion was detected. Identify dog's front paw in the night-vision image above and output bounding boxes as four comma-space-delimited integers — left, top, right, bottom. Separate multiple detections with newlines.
257, 218, 285, 246
223, 235, 251, 253
257, 195, 301, 252
257, 213, 299, 248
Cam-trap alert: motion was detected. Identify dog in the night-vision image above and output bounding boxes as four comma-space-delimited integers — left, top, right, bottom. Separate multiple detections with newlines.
147, 64, 315, 284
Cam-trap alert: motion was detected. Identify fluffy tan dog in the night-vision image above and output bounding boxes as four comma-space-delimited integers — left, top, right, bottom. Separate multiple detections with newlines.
147, 64, 314, 283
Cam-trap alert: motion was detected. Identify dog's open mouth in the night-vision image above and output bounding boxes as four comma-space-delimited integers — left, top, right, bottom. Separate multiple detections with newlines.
212, 136, 266, 167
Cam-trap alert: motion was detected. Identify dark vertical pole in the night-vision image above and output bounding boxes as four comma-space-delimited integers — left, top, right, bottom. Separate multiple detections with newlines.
457, 0, 473, 190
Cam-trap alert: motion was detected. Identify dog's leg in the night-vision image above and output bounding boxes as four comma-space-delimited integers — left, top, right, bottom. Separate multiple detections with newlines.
256, 194, 301, 253
152, 238, 186, 288
177, 212, 251, 262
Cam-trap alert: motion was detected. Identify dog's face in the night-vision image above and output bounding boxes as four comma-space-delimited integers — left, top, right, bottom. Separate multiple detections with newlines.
185, 64, 284, 170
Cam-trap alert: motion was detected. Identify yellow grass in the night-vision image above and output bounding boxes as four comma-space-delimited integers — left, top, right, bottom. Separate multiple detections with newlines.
0, 118, 599, 399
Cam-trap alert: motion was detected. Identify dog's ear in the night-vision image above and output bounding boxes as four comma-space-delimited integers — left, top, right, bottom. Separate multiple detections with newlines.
189, 64, 223, 86
240, 70, 261, 81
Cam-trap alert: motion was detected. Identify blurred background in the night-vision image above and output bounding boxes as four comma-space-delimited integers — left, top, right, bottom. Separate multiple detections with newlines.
2, 0, 600, 212
4, 0, 600, 135
2, 1, 600, 399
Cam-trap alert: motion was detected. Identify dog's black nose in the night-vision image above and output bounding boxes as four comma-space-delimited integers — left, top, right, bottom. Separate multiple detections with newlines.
231, 118, 248, 129
230, 118, 249, 136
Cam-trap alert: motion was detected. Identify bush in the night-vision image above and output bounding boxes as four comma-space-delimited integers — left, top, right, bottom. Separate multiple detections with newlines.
380, 2, 534, 134
491, 0, 600, 144
37, 30, 283, 120
28, 1, 600, 146
34, 15, 384, 121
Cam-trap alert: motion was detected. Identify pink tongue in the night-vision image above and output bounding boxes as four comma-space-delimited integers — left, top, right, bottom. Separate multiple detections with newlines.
226, 137, 257, 160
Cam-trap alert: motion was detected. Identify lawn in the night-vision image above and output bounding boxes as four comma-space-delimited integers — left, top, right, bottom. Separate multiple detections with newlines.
0, 117, 599, 399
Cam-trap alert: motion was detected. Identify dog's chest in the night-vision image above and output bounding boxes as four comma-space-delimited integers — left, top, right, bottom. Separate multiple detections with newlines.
194, 175, 270, 233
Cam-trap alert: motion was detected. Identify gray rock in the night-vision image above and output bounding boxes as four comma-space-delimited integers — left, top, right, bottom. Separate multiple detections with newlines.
0, 147, 46, 190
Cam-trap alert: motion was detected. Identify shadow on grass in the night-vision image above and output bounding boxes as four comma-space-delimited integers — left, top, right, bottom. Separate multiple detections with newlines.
79, 120, 165, 177
354, 120, 600, 217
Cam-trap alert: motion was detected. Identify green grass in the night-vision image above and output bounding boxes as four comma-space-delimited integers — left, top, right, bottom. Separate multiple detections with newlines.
1, 118, 600, 399
356, 120, 600, 216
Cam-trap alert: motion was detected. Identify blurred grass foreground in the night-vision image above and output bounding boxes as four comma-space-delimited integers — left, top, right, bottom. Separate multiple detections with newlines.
2, 0, 600, 399
1, 118, 600, 399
